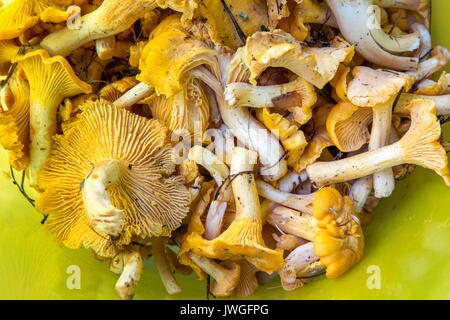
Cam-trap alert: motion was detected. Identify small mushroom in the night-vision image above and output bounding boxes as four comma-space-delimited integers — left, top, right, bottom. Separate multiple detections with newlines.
244, 31, 354, 89
326, 101, 372, 153
151, 237, 182, 295
313, 187, 364, 278
15, 49, 92, 188
113, 245, 146, 300
306, 99, 450, 186
267, 206, 319, 240
0, 70, 30, 170
40, 0, 157, 56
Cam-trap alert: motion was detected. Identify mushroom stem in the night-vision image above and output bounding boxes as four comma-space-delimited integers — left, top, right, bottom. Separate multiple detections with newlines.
113, 82, 154, 110
350, 176, 373, 213
190, 66, 288, 181
27, 99, 58, 187
267, 206, 319, 241
279, 242, 319, 291
369, 101, 395, 198
307, 100, 450, 186
188, 145, 230, 186
82, 159, 125, 236
115, 247, 144, 300
395, 94, 450, 115
152, 237, 182, 295
96, 36, 116, 61
204, 201, 227, 240
256, 180, 314, 215
407, 46, 450, 80
189, 252, 240, 297
325, 0, 419, 70
39, 0, 156, 56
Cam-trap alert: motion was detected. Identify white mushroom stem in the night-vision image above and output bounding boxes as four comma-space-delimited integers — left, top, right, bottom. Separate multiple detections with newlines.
204, 201, 227, 240
279, 171, 303, 193
115, 248, 144, 300
224, 77, 312, 109
369, 100, 395, 198
256, 180, 314, 215
189, 66, 288, 181
350, 175, 373, 213
152, 237, 182, 295
279, 242, 319, 290
395, 94, 450, 115
325, 0, 419, 70
96, 36, 116, 60
113, 82, 154, 110
189, 252, 237, 288
306, 100, 448, 186
409, 20, 432, 59
82, 159, 125, 236
188, 145, 229, 186
267, 207, 319, 241
407, 46, 450, 80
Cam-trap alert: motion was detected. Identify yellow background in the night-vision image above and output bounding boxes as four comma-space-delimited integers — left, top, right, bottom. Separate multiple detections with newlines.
0, 0, 449, 300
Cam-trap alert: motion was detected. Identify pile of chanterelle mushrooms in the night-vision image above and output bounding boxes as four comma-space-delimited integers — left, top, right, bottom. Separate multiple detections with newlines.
0, 0, 449, 299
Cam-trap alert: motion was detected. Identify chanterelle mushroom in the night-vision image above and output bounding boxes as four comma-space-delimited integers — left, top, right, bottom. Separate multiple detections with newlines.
0, 0, 75, 40
40, 0, 157, 57
36, 101, 190, 257
15, 49, 92, 189
313, 187, 364, 278
0, 40, 20, 75
0, 70, 30, 171
347, 66, 415, 198
325, 0, 420, 70
306, 99, 450, 187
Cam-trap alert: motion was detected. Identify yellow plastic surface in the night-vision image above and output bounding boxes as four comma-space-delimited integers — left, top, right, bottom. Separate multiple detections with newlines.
0, 0, 449, 300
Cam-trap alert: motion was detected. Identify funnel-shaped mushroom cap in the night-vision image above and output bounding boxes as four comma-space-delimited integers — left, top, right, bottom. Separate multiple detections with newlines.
0, 40, 20, 75
15, 49, 92, 188
0, 0, 72, 40
313, 187, 364, 278
137, 15, 220, 97
347, 66, 415, 107
399, 99, 450, 185
326, 101, 372, 152
244, 31, 354, 88
294, 104, 333, 173
0, 71, 30, 170
196, 0, 269, 49
36, 101, 190, 257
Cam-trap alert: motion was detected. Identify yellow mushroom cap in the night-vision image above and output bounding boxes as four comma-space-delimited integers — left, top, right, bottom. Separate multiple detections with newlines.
14, 49, 92, 108
326, 101, 372, 153
244, 31, 354, 89
137, 14, 219, 97
0, 70, 30, 170
0, 0, 72, 40
0, 40, 20, 75
313, 187, 364, 279
36, 101, 190, 257
347, 66, 416, 107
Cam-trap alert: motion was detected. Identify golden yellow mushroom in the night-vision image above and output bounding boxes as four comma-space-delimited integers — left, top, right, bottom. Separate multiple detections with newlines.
326, 101, 372, 153
0, 70, 30, 170
313, 187, 364, 278
14, 49, 92, 189
36, 101, 190, 258
244, 31, 354, 89
257, 108, 308, 167
0, 0, 74, 40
